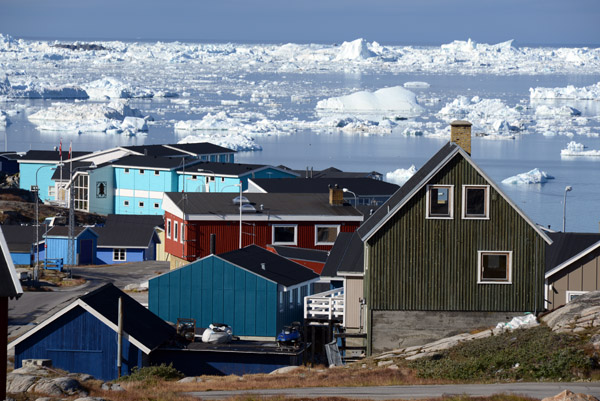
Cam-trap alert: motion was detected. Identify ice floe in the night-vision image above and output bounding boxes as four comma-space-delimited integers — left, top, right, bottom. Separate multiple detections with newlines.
82, 77, 174, 100
385, 165, 417, 185
560, 141, 600, 157
530, 82, 600, 100
404, 82, 430, 89
534, 105, 581, 117
27, 100, 150, 135
177, 133, 262, 152
316, 86, 423, 118
501, 168, 554, 185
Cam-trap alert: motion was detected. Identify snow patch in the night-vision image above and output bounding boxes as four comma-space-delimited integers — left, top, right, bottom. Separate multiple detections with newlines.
501, 168, 554, 185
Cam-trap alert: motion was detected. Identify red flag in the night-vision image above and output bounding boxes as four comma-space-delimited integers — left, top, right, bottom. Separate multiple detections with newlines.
69, 141, 72, 160
59, 139, 62, 160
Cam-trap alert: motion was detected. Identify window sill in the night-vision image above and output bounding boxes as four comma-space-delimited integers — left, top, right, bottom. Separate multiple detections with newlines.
477, 280, 512, 285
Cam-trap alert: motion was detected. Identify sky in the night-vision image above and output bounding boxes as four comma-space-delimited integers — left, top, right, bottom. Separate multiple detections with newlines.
1, 0, 599, 46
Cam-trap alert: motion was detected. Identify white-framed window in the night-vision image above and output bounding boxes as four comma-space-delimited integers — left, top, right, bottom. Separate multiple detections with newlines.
221, 177, 225, 182
124, 168, 130, 174
154, 202, 160, 209
191, 175, 197, 180
478, 251, 512, 284
272, 224, 297, 245
138, 201, 144, 208
566, 291, 588, 303
139, 169, 145, 175
426, 185, 453, 219
113, 248, 126, 261
462, 185, 490, 219
74, 174, 89, 212
154, 170, 160, 176
181, 222, 184, 244
167, 218, 172, 239
315, 225, 340, 245
174, 221, 179, 241
48, 186, 56, 197
123, 200, 130, 207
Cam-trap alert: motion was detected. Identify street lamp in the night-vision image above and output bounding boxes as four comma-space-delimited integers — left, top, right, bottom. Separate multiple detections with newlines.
342, 187, 358, 207
33, 163, 62, 284
221, 183, 243, 249
563, 186, 573, 232
197, 168, 216, 192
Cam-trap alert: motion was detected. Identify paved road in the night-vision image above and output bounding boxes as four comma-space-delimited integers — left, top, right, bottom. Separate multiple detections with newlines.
187, 382, 600, 400
8, 261, 169, 339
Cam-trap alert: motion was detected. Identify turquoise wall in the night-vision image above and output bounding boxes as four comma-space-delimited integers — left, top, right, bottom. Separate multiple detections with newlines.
114, 167, 178, 215
20, 163, 58, 203
177, 167, 297, 193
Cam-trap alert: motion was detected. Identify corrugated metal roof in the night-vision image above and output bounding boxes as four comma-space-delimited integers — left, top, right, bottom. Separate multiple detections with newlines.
177, 161, 269, 175
545, 232, 600, 274
1, 225, 45, 252
269, 245, 329, 263
217, 245, 319, 287
321, 232, 364, 277
249, 177, 398, 195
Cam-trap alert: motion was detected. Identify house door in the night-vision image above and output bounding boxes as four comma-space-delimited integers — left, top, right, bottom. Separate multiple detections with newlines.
79, 240, 93, 265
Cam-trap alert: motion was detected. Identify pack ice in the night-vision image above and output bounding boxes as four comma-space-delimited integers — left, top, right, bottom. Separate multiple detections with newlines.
502, 168, 555, 185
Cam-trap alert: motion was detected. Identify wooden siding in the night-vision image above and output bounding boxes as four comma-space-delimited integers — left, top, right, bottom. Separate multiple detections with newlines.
14, 307, 141, 381
345, 277, 364, 329
547, 250, 600, 309
366, 155, 545, 312
149, 256, 281, 337
164, 211, 359, 261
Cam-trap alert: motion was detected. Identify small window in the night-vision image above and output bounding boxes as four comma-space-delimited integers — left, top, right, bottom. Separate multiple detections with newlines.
167, 219, 172, 239
426, 185, 453, 219
174, 221, 179, 241
272, 224, 297, 245
124, 168, 129, 174
566, 291, 587, 303
191, 175, 197, 180
139, 169, 145, 175
139, 201, 144, 208
315, 225, 340, 245
209, 176, 215, 182
154, 202, 160, 209
221, 177, 225, 182
48, 186, 56, 197
123, 200, 130, 207
463, 185, 489, 219
113, 248, 126, 261
478, 251, 512, 284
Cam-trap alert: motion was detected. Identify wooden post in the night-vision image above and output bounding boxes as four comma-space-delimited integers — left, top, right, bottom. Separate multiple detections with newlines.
117, 297, 123, 378
1, 297, 8, 401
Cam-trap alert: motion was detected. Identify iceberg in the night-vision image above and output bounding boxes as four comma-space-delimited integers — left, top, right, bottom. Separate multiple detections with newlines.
316, 86, 423, 118
560, 141, 600, 157
403, 81, 430, 89
535, 105, 581, 117
530, 82, 600, 100
177, 133, 262, 152
335, 38, 376, 60
0, 110, 8, 129
385, 165, 417, 186
82, 77, 158, 100
501, 168, 554, 185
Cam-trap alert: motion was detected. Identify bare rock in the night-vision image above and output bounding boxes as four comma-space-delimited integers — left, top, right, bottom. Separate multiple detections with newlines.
53, 377, 84, 395
377, 360, 393, 367
387, 364, 399, 370
269, 365, 302, 374
12, 365, 50, 376
542, 291, 600, 330
6, 374, 37, 393
542, 390, 599, 401
178, 376, 203, 383
29, 378, 63, 397
74, 398, 107, 401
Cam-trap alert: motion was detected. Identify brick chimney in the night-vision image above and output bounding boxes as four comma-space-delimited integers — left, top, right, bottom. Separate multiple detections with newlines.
329, 184, 344, 206
451, 120, 472, 155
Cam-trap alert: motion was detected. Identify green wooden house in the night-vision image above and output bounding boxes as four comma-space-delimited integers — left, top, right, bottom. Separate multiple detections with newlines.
356, 121, 553, 354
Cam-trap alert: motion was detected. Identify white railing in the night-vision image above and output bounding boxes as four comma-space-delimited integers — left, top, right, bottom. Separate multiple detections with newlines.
304, 287, 344, 322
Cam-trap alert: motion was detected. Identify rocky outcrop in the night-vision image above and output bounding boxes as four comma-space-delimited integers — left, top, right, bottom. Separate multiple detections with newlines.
542, 390, 599, 401
6, 365, 88, 397
541, 291, 600, 333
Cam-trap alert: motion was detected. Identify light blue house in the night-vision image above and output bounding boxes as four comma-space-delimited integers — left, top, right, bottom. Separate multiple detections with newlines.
2, 225, 45, 266
149, 245, 318, 338
178, 162, 299, 193
44, 226, 98, 265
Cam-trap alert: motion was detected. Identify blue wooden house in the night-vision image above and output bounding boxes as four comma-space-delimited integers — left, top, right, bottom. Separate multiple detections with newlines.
8, 283, 176, 381
95, 215, 162, 265
149, 245, 319, 338
44, 226, 98, 265
1, 225, 45, 266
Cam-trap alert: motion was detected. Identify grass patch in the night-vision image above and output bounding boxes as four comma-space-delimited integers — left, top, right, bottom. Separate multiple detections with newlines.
407, 325, 592, 381
117, 363, 184, 383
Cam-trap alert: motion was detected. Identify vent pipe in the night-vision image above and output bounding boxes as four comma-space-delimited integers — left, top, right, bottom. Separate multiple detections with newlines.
209, 233, 216, 255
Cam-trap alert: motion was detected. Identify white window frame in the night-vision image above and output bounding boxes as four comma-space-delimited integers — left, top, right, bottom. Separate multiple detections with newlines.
314, 224, 340, 245
124, 168, 130, 174
167, 218, 172, 239
123, 200, 130, 207
191, 175, 197, 180
154, 202, 160, 209
48, 186, 56, 197
138, 201, 144, 208
425, 185, 454, 219
462, 185, 490, 220
113, 248, 126, 261
477, 251, 512, 284
154, 170, 160, 176
174, 221, 179, 241
139, 169, 145, 175
566, 291, 588, 303
272, 224, 298, 246
181, 222, 184, 244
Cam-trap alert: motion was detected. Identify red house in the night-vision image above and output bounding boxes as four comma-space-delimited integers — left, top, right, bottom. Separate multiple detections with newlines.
161, 189, 363, 269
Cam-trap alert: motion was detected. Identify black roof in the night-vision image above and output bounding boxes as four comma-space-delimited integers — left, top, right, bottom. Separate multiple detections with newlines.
112, 155, 200, 169
269, 245, 329, 263
123, 143, 234, 157
177, 161, 270, 176
1, 225, 45, 252
250, 177, 398, 195
321, 232, 364, 277
290, 166, 383, 179
95, 225, 158, 248
45, 226, 96, 238
546, 232, 600, 274
0, 226, 22, 298
166, 192, 363, 218
217, 245, 319, 287
80, 283, 175, 351
105, 214, 164, 229
357, 142, 457, 240
20, 150, 90, 162
50, 162, 96, 180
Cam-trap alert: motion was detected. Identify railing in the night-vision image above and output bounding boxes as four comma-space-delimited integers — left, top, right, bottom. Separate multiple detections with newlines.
304, 288, 344, 322
44, 258, 64, 272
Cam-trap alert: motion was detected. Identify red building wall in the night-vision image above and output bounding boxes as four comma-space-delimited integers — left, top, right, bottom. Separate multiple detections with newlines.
164, 212, 359, 261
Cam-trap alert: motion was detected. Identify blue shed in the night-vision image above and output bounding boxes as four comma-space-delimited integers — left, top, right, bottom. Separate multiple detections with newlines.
44, 226, 98, 265
1, 225, 46, 266
149, 245, 319, 338
8, 283, 176, 381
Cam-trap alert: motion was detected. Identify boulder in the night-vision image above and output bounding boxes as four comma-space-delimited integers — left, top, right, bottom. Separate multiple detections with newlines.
6, 374, 36, 393
268, 365, 301, 375
542, 291, 600, 331
53, 377, 84, 395
28, 378, 63, 397
542, 390, 598, 401
178, 376, 203, 383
